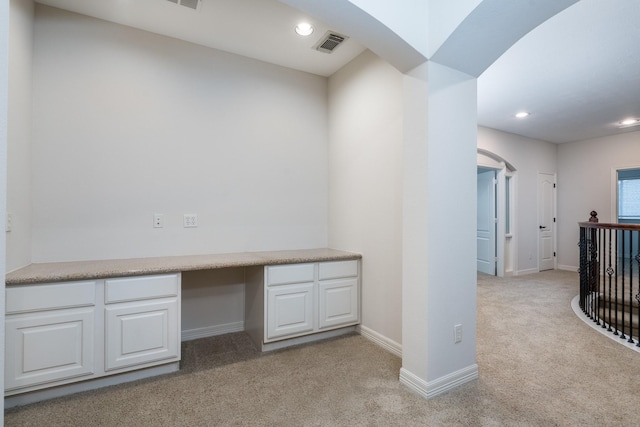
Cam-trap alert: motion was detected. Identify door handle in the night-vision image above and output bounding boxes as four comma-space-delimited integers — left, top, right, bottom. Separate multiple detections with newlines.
539, 225, 547, 229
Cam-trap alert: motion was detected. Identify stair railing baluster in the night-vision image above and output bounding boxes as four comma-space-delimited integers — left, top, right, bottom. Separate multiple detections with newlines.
620, 229, 626, 340
599, 227, 604, 327
627, 230, 633, 343
614, 229, 620, 336
608, 228, 613, 332
636, 229, 640, 347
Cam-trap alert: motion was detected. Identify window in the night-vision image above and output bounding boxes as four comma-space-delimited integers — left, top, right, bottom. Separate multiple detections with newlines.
618, 169, 640, 222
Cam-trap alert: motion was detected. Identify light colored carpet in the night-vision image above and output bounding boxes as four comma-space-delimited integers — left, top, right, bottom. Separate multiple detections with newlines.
6, 270, 640, 426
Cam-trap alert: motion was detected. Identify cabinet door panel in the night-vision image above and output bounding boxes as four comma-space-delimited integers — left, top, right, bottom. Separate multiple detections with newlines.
318, 278, 359, 329
5, 308, 94, 391
266, 283, 314, 341
105, 299, 179, 371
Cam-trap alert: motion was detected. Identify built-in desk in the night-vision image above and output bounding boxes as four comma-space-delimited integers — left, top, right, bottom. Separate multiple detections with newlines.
4, 248, 362, 407
6, 248, 361, 285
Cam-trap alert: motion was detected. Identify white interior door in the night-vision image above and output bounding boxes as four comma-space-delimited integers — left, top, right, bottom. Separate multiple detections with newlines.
538, 172, 555, 271
477, 169, 496, 275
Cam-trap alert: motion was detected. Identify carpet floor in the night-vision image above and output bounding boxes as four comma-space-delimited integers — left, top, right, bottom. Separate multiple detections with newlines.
6, 270, 640, 426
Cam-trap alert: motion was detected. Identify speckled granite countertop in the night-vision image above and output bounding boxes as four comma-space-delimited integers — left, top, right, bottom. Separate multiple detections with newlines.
6, 248, 362, 285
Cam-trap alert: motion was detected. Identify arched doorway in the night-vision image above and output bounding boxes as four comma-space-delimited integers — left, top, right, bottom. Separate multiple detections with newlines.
478, 149, 517, 277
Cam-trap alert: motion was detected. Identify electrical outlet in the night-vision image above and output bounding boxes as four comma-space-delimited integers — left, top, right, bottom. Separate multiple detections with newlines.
184, 213, 198, 228
6, 213, 12, 232
153, 214, 164, 228
454, 324, 462, 343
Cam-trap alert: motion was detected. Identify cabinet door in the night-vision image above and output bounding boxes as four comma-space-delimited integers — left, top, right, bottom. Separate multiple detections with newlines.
105, 298, 179, 371
318, 278, 359, 330
5, 308, 94, 391
266, 282, 314, 341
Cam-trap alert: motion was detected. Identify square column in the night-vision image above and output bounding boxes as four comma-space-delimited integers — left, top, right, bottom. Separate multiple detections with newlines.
400, 61, 478, 397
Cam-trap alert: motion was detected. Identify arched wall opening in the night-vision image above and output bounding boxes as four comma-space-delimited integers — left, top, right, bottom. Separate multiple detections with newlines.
478, 149, 518, 277
279, 0, 580, 399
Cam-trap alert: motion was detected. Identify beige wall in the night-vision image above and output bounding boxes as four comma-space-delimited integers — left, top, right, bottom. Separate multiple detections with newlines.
30, 5, 329, 263
7, 0, 33, 271
557, 130, 640, 270
328, 50, 403, 349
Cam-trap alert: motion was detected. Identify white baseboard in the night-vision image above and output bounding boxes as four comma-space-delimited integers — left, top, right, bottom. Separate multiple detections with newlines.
181, 321, 244, 342
5, 362, 180, 408
558, 264, 578, 272
357, 325, 402, 357
399, 364, 478, 399
516, 267, 539, 276
260, 326, 357, 352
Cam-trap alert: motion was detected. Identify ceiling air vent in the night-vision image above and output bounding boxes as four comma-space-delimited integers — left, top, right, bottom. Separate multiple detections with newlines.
167, 0, 200, 11
314, 32, 348, 54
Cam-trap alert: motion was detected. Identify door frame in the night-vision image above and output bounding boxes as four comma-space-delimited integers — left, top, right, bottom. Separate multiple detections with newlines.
477, 167, 498, 275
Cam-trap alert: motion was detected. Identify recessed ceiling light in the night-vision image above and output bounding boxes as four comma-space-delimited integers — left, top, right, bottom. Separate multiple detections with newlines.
295, 22, 314, 36
515, 112, 530, 119
619, 118, 640, 127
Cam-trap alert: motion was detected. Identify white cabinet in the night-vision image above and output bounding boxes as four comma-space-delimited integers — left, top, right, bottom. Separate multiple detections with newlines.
318, 278, 359, 329
5, 274, 181, 396
248, 260, 360, 348
318, 261, 359, 330
5, 281, 97, 392
104, 275, 180, 372
265, 263, 315, 341
266, 282, 314, 340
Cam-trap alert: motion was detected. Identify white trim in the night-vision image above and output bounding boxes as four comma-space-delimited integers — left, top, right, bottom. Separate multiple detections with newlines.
357, 325, 402, 357
558, 264, 578, 272
496, 168, 506, 277
260, 326, 356, 352
516, 267, 539, 276
5, 362, 179, 408
571, 295, 640, 354
181, 321, 244, 342
399, 364, 478, 399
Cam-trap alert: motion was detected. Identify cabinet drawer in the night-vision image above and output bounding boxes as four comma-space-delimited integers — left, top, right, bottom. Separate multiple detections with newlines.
6, 281, 96, 314
105, 274, 180, 304
318, 260, 358, 280
266, 264, 314, 286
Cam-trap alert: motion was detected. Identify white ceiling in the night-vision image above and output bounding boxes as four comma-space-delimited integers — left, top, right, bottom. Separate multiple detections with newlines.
35, 0, 640, 144
478, 0, 640, 143
35, 0, 367, 77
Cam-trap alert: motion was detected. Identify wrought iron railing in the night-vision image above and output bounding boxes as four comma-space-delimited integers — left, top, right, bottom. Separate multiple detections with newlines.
579, 212, 640, 345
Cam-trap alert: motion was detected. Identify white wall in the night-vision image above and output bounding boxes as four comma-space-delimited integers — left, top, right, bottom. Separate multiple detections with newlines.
557, 130, 640, 270
181, 269, 245, 338
1, 0, 11, 420
328, 50, 403, 348
30, 5, 329, 263
7, 0, 33, 272
477, 126, 557, 274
